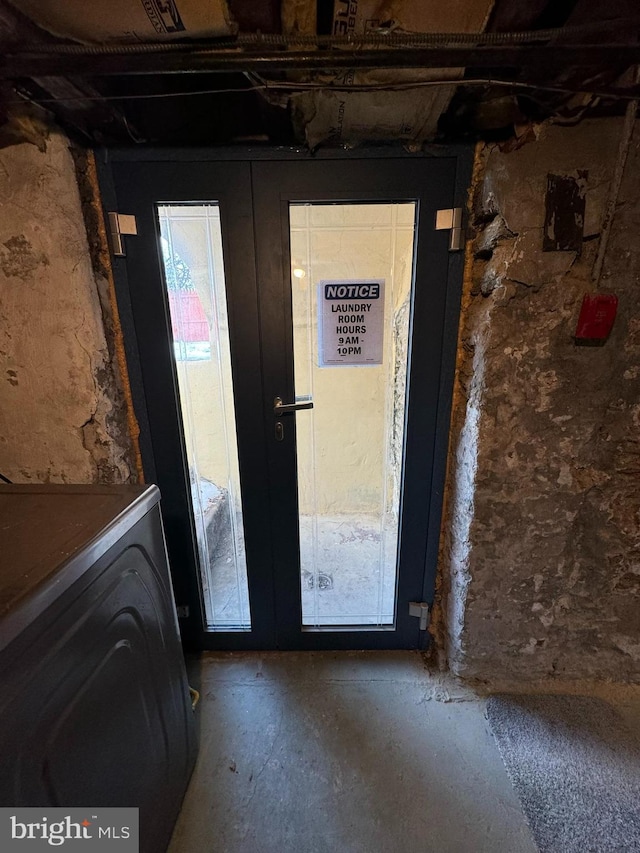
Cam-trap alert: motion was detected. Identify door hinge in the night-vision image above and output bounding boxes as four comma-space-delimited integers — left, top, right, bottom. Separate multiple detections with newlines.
108, 212, 137, 257
176, 605, 190, 619
435, 207, 463, 251
409, 602, 430, 631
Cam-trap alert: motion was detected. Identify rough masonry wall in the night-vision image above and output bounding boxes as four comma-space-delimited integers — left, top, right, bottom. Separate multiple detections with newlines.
0, 130, 136, 484
442, 118, 640, 683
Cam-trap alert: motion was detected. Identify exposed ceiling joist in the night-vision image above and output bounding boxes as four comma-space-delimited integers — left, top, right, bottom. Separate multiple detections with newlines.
1, 0, 639, 147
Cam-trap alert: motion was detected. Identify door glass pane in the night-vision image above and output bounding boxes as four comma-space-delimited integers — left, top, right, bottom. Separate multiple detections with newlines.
290, 202, 417, 628
158, 204, 250, 631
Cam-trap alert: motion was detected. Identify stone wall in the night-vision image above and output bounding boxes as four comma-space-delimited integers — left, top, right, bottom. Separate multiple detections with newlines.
0, 129, 137, 484
441, 118, 640, 682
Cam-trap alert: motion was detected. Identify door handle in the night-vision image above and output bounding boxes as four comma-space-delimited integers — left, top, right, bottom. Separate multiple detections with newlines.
273, 396, 314, 415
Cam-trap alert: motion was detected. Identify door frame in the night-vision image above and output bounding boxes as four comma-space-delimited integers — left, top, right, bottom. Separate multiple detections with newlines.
98, 146, 473, 651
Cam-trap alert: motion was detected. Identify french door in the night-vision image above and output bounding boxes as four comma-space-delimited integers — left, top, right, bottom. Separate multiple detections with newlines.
106, 152, 465, 650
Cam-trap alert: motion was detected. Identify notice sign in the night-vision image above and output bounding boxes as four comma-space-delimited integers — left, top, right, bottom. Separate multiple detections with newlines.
318, 279, 385, 367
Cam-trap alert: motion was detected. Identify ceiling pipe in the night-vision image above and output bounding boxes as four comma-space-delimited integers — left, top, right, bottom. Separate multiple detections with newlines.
3, 44, 639, 79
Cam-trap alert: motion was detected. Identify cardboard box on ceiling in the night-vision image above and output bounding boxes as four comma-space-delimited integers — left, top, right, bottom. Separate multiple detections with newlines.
7, 0, 233, 43
332, 0, 494, 35
291, 0, 495, 148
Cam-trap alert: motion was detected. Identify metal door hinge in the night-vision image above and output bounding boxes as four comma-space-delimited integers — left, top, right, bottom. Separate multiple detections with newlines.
435, 207, 463, 251
176, 605, 190, 618
409, 602, 430, 631
108, 212, 137, 257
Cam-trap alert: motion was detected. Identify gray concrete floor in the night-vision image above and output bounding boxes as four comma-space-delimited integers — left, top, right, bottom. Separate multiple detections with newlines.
169, 652, 539, 853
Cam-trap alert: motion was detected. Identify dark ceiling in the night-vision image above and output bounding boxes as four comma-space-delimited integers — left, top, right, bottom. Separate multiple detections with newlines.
0, 0, 639, 149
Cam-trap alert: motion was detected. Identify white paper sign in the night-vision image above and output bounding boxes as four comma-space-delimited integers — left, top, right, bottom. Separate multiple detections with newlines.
318, 279, 385, 367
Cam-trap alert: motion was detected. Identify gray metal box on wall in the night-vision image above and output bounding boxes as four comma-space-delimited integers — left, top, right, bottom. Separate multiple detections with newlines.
0, 484, 197, 853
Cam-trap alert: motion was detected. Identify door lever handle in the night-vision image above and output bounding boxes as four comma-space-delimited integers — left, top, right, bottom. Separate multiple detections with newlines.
273, 396, 314, 415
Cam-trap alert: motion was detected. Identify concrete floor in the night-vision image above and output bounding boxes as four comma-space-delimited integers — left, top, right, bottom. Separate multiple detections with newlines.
169, 652, 539, 853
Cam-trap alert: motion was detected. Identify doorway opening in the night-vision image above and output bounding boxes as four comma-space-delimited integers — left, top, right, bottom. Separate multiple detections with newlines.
106, 151, 468, 650
159, 201, 417, 632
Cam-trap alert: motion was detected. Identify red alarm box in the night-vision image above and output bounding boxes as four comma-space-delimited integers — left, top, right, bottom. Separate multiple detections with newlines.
574, 293, 618, 342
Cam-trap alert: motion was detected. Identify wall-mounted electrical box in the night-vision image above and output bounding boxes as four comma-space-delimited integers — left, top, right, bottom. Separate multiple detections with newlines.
574, 293, 618, 344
